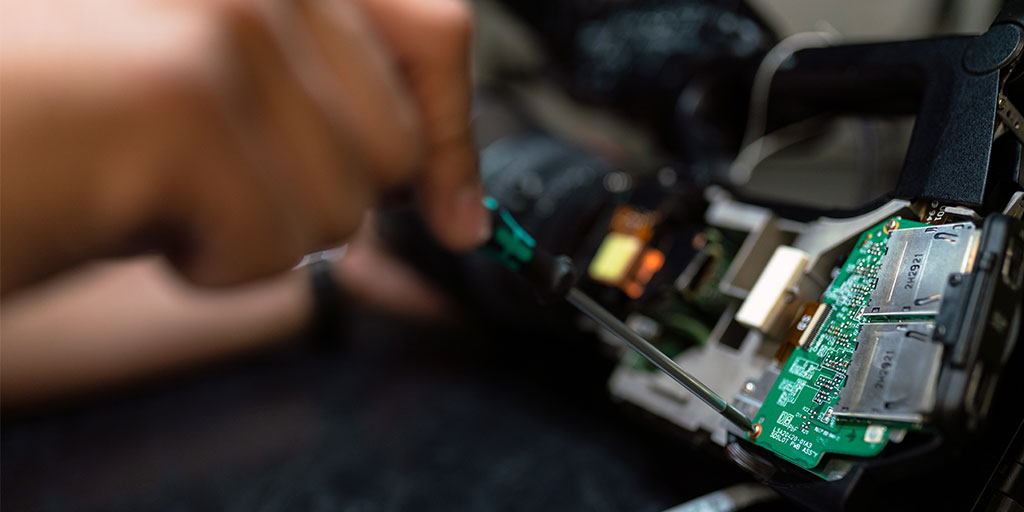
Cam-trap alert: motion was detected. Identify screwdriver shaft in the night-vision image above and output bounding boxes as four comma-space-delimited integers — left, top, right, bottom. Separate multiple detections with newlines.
566, 287, 755, 434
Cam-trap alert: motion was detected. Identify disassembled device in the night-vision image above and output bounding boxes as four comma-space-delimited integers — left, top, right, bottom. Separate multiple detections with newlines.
582, 6, 1024, 500
479, 196, 758, 435
596, 188, 1021, 479
389, 2, 1024, 508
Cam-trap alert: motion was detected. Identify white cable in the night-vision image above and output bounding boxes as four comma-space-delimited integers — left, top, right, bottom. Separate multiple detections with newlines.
729, 115, 829, 184
730, 28, 840, 186
742, 29, 839, 147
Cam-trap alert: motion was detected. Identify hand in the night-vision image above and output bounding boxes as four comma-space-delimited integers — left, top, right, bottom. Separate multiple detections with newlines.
0, 223, 455, 407
0, 0, 487, 293
333, 215, 455, 320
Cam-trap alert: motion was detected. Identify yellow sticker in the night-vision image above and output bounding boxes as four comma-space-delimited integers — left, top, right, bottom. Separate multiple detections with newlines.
588, 233, 643, 285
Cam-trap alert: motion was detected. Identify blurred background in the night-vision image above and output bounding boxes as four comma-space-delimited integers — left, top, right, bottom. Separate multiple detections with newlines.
1, 1, 1004, 511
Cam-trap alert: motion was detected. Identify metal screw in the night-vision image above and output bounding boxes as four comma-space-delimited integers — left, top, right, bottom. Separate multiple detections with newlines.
747, 423, 763, 440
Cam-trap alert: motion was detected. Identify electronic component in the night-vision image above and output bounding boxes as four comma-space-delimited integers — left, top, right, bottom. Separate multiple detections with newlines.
912, 199, 977, 225
834, 322, 941, 424
774, 302, 831, 363
786, 302, 830, 350
587, 206, 665, 298
625, 248, 665, 299
736, 246, 809, 332
751, 217, 929, 473
862, 222, 979, 318
589, 232, 644, 284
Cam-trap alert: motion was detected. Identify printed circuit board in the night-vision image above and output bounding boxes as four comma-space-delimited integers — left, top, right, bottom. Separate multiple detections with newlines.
751, 217, 932, 473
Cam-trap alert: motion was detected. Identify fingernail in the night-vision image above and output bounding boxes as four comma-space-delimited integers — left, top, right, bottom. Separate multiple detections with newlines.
457, 183, 491, 246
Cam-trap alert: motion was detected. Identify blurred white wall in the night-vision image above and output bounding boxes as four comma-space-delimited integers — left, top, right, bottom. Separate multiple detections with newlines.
749, 0, 1001, 39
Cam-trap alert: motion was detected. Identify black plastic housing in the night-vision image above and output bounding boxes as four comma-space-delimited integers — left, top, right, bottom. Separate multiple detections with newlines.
933, 214, 1024, 436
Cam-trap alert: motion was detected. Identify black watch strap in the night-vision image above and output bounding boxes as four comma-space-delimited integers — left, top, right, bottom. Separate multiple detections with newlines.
308, 258, 346, 348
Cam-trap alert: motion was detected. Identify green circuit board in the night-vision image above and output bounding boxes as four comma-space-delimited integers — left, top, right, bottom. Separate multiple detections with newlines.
751, 217, 928, 474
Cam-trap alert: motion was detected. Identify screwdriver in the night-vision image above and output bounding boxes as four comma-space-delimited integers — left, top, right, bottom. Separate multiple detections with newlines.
479, 197, 760, 438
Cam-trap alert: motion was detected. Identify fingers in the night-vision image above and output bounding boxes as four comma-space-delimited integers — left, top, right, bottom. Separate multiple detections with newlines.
216, 0, 378, 246
355, 0, 489, 250
295, 0, 423, 189
72, 0, 486, 289
334, 216, 455, 320
162, 105, 310, 285
161, 0, 423, 285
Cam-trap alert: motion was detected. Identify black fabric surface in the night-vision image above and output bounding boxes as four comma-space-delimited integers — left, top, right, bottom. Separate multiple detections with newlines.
2, 312, 752, 511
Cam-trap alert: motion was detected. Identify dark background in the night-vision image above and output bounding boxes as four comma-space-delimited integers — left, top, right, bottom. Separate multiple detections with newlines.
2, 309, 759, 511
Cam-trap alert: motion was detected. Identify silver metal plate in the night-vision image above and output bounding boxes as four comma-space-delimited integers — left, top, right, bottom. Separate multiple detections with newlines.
862, 222, 979, 317
834, 322, 941, 424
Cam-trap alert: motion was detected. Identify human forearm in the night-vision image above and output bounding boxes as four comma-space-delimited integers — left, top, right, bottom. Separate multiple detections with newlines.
0, 257, 314, 407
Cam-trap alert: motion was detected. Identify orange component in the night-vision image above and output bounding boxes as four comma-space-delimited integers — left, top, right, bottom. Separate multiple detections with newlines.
595, 205, 665, 297
621, 248, 665, 298
634, 249, 665, 286
609, 206, 658, 241
624, 282, 645, 299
